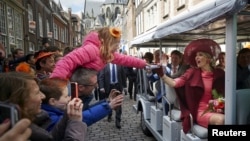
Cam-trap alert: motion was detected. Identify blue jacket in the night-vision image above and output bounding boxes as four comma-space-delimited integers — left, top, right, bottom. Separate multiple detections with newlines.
42, 100, 112, 131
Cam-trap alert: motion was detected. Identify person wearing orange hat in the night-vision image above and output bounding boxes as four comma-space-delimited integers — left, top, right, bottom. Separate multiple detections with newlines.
154, 38, 225, 133
50, 27, 148, 80
34, 50, 55, 80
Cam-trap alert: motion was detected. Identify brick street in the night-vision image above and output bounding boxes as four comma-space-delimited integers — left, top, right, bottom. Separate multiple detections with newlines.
86, 95, 157, 141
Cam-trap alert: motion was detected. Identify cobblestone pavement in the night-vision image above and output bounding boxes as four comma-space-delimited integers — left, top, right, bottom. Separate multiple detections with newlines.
86, 95, 157, 141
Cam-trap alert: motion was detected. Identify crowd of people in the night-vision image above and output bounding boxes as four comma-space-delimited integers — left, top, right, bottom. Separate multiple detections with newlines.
0, 27, 147, 141
0, 25, 249, 141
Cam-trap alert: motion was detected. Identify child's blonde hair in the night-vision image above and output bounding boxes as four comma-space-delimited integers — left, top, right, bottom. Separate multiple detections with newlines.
98, 27, 121, 63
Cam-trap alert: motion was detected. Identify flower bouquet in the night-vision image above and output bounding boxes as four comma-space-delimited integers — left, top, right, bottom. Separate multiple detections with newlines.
202, 89, 225, 116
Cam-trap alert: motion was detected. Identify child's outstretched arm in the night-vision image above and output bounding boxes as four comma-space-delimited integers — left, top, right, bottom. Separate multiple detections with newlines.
112, 52, 147, 68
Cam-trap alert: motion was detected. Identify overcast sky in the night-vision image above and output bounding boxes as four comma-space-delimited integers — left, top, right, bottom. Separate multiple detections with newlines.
54, 0, 105, 16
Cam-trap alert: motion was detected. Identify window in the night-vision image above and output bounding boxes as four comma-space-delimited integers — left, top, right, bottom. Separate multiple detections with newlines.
0, 1, 6, 48
39, 13, 43, 37
54, 24, 58, 40
146, 10, 150, 30
15, 12, 23, 49
164, 0, 169, 16
146, 3, 157, 29
28, 4, 34, 33
16, 40, 22, 49
136, 12, 143, 36
46, 19, 50, 33
61, 28, 65, 43
7, 6, 14, 44
178, 0, 185, 7
29, 42, 35, 52
64, 27, 67, 44
135, 0, 142, 8
28, 4, 33, 21
15, 13, 22, 39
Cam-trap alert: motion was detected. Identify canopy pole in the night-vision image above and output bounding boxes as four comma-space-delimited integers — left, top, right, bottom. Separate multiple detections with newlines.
225, 13, 237, 124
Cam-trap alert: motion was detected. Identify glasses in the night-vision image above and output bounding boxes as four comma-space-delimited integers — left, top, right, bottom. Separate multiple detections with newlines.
79, 82, 98, 87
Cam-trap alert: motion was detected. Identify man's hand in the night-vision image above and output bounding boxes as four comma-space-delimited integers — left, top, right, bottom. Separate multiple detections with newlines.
108, 89, 121, 101
109, 95, 124, 110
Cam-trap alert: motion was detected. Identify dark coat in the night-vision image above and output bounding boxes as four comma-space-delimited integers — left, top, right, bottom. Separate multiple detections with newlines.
174, 67, 225, 133
99, 64, 127, 94
236, 64, 250, 89
125, 67, 137, 80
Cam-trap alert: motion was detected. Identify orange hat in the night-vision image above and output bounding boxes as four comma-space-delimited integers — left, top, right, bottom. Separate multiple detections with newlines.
34, 51, 54, 63
184, 38, 221, 67
15, 62, 31, 73
109, 27, 121, 38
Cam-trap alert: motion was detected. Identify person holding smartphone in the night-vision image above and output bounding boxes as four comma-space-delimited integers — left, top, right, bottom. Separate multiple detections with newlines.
39, 77, 123, 131
0, 72, 87, 141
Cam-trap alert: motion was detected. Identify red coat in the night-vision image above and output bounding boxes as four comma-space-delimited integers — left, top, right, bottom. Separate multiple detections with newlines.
174, 67, 225, 133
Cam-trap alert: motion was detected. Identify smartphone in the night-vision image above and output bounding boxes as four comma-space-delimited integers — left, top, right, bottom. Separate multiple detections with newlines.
71, 82, 79, 99
0, 102, 20, 129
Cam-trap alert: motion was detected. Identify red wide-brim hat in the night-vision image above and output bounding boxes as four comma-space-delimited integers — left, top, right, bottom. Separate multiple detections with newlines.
184, 38, 221, 67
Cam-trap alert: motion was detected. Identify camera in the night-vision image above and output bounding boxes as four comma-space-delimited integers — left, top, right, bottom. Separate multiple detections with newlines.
0, 102, 20, 129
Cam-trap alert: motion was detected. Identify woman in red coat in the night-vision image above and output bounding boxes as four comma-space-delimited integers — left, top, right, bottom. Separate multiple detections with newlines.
155, 39, 225, 133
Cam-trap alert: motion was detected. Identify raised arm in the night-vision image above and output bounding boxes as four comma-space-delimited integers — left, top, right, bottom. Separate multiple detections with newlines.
154, 66, 176, 87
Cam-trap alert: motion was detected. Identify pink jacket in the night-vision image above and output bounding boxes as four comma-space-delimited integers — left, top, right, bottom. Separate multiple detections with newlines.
50, 32, 146, 79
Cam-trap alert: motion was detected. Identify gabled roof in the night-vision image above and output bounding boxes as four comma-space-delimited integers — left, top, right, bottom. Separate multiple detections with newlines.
58, 0, 63, 10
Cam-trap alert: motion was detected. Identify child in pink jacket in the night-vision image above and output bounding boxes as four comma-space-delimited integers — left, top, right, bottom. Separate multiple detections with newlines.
50, 27, 147, 79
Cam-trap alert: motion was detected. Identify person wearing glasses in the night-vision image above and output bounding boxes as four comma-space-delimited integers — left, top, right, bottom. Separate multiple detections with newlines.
70, 67, 124, 117
39, 77, 123, 131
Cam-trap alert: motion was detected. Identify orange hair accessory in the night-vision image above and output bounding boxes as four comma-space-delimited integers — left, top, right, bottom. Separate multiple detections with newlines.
109, 27, 121, 38
15, 62, 31, 73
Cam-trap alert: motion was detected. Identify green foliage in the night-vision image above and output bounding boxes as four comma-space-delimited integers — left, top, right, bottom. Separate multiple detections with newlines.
212, 89, 223, 99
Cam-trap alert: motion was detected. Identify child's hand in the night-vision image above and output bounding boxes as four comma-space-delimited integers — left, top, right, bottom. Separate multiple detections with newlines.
67, 98, 83, 121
